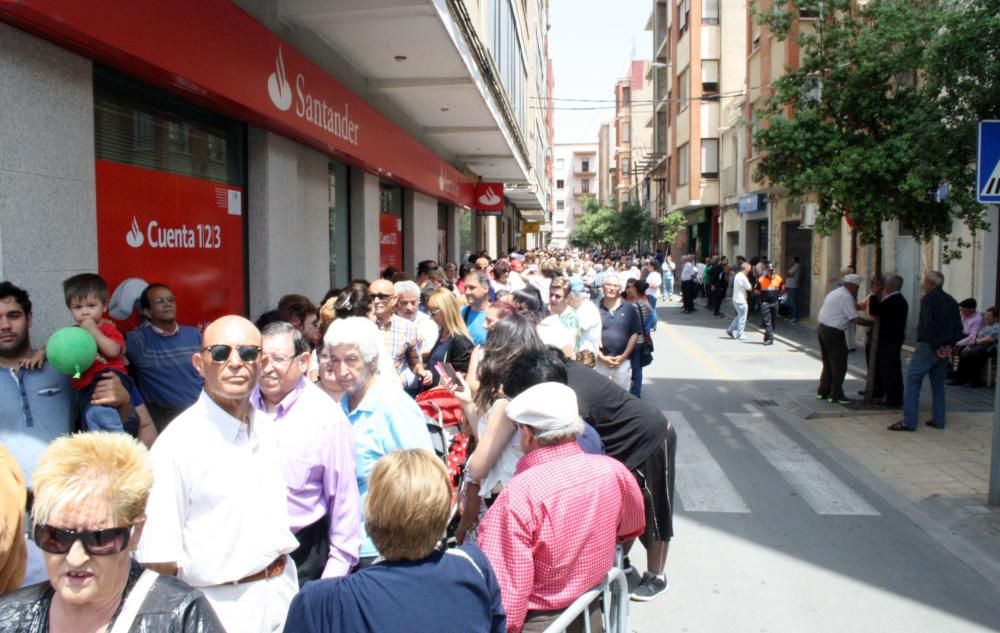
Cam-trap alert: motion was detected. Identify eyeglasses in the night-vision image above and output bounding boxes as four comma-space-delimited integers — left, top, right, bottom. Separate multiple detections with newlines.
428, 309, 442, 316
201, 344, 262, 363
264, 352, 298, 365
371, 293, 393, 301
34, 524, 132, 556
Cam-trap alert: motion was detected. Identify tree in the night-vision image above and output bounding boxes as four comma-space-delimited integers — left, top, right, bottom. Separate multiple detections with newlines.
660, 210, 686, 244
568, 197, 657, 251
752, 0, 990, 266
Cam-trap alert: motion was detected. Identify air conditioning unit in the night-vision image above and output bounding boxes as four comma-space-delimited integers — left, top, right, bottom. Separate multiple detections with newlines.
800, 203, 818, 229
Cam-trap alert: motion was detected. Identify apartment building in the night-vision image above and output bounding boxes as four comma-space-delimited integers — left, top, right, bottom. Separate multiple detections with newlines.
0, 0, 552, 335
598, 121, 616, 204
551, 143, 599, 246
611, 61, 654, 206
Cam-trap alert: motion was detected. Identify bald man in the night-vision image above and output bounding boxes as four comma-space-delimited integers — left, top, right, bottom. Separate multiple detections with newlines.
138, 316, 299, 633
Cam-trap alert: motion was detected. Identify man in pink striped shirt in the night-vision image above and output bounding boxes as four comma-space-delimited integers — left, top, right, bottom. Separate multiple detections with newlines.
479, 382, 645, 633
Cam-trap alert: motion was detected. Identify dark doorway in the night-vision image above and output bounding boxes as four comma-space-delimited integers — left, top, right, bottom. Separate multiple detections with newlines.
783, 221, 813, 319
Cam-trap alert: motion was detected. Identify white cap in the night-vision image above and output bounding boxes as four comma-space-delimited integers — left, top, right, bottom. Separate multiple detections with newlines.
842, 273, 861, 286
506, 382, 584, 436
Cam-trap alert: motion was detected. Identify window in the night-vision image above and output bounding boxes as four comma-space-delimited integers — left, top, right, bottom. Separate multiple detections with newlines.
623, 157, 631, 174
557, 200, 565, 210
701, 138, 719, 178
703, 0, 720, 24
621, 87, 631, 107
556, 158, 565, 170
581, 159, 590, 172
702, 60, 720, 94
798, 1, 823, 19
207, 135, 226, 164
581, 178, 590, 193
487, 0, 528, 132
132, 112, 154, 151
166, 121, 190, 155
678, 143, 689, 186
556, 179, 565, 189
622, 124, 631, 143
679, 0, 690, 34
802, 76, 822, 108
679, 70, 689, 111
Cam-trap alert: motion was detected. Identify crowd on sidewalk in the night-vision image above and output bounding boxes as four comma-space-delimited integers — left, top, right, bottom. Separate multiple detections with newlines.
0, 246, 677, 633
672, 253, 998, 436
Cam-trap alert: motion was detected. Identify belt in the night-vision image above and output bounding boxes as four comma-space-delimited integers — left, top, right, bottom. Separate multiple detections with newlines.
234, 554, 287, 584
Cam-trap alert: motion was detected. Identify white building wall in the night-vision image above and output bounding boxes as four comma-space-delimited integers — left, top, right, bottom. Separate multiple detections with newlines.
0, 24, 97, 340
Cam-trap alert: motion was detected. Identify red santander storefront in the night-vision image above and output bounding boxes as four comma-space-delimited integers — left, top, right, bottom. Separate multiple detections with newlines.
0, 0, 479, 326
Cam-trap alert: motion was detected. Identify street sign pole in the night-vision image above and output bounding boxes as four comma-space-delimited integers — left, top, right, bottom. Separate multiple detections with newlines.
991, 362, 1000, 505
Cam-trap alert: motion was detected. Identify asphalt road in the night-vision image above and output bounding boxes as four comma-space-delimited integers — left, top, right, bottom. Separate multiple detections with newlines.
628, 300, 1000, 633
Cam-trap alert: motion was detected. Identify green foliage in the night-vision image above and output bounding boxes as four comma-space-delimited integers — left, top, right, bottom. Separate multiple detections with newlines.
751, 0, 993, 261
568, 197, 657, 250
660, 210, 686, 244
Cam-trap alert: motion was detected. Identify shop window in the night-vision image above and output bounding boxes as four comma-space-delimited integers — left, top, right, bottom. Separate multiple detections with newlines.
132, 112, 154, 151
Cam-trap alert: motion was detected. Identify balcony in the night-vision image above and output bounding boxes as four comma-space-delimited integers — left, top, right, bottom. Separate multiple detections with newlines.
572, 186, 594, 197
574, 162, 596, 175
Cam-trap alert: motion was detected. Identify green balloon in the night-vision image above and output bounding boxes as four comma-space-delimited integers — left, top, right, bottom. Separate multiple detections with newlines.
47, 327, 98, 379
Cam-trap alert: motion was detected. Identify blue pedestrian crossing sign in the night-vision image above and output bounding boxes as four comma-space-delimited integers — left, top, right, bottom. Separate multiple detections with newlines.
978, 121, 1000, 203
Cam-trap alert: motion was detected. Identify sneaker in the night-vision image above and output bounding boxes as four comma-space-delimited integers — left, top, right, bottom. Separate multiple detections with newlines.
736, 336, 748, 341
630, 572, 668, 602
828, 397, 850, 405
727, 330, 735, 339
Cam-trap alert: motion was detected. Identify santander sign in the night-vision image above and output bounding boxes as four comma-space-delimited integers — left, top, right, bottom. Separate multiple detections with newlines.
268, 47, 359, 146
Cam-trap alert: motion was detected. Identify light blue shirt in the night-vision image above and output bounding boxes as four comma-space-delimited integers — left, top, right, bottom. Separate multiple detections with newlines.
343, 377, 433, 558
0, 363, 75, 481
461, 306, 488, 345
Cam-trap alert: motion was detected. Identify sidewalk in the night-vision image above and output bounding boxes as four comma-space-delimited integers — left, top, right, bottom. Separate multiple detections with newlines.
659, 295, 1000, 586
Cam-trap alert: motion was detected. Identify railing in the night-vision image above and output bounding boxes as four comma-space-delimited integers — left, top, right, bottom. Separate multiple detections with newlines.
542, 548, 628, 633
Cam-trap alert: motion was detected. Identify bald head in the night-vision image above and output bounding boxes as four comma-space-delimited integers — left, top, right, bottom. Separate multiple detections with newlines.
194, 315, 262, 418
369, 279, 396, 321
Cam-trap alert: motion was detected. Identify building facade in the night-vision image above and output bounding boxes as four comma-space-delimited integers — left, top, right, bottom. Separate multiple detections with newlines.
0, 0, 551, 337
551, 143, 599, 247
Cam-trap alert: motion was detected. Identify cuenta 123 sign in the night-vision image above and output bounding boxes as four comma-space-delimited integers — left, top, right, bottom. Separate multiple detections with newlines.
474, 183, 504, 215
96, 159, 245, 330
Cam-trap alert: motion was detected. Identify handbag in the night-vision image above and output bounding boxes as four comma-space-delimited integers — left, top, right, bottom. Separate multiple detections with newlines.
108, 569, 158, 633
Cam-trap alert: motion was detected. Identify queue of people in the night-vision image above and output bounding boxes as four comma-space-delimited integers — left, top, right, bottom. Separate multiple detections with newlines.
0, 247, 676, 633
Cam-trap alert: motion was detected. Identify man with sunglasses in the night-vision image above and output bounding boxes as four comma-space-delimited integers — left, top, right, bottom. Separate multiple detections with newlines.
251, 321, 360, 584
369, 279, 431, 395
137, 315, 299, 633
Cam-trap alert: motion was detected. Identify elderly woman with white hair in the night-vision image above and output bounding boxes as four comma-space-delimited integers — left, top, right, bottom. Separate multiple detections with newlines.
321, 317, 433, 569
0, 433, 225, 632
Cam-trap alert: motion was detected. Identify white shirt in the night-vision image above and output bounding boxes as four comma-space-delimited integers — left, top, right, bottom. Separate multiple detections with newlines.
476, 399, 521, 498
681, 262, 697, 282
732, 272, 752, 305
137, 391, 299, 587
575, 299, 602, 354
818, 286, 859, 331
411, 310, 439, 355
645, 271, 662, 296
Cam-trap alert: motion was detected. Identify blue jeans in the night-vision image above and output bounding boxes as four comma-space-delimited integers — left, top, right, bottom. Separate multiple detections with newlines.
727, 303, 748, 338
77, 369, 129, 433
663, 274, 674, 297
786, 287, 799, 320
903, 343, 948, 429
630, 349, 643, 397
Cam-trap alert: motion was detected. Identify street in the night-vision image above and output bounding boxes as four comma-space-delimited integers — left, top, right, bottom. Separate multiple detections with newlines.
630, 299, 1000, 633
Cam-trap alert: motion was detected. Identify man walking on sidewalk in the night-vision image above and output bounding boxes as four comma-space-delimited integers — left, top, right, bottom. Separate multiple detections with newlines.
889, 271, 964, 432
727, 263, 752, 341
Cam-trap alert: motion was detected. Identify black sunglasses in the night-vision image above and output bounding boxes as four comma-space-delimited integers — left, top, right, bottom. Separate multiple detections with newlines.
201, 344, 262, 363
34, 524, 132, 556
371, 292, 393, 301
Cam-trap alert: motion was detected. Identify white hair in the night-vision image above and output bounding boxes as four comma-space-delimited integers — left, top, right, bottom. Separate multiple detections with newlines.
323, 316, 382, 363
925, 270, 944, 288
394, 280, 421, 298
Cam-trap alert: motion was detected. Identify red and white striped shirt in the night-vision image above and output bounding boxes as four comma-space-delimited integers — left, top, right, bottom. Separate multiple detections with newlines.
479, 441, 645, 632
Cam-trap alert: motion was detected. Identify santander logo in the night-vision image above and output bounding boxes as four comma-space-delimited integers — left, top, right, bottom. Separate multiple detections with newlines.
126, 217, 145, 248
268, 47, 293, 111
478, 186, 501, 207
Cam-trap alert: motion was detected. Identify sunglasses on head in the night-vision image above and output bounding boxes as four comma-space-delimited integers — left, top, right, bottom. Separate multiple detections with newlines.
201, 344, 262, 363
34, 524, 132, 556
